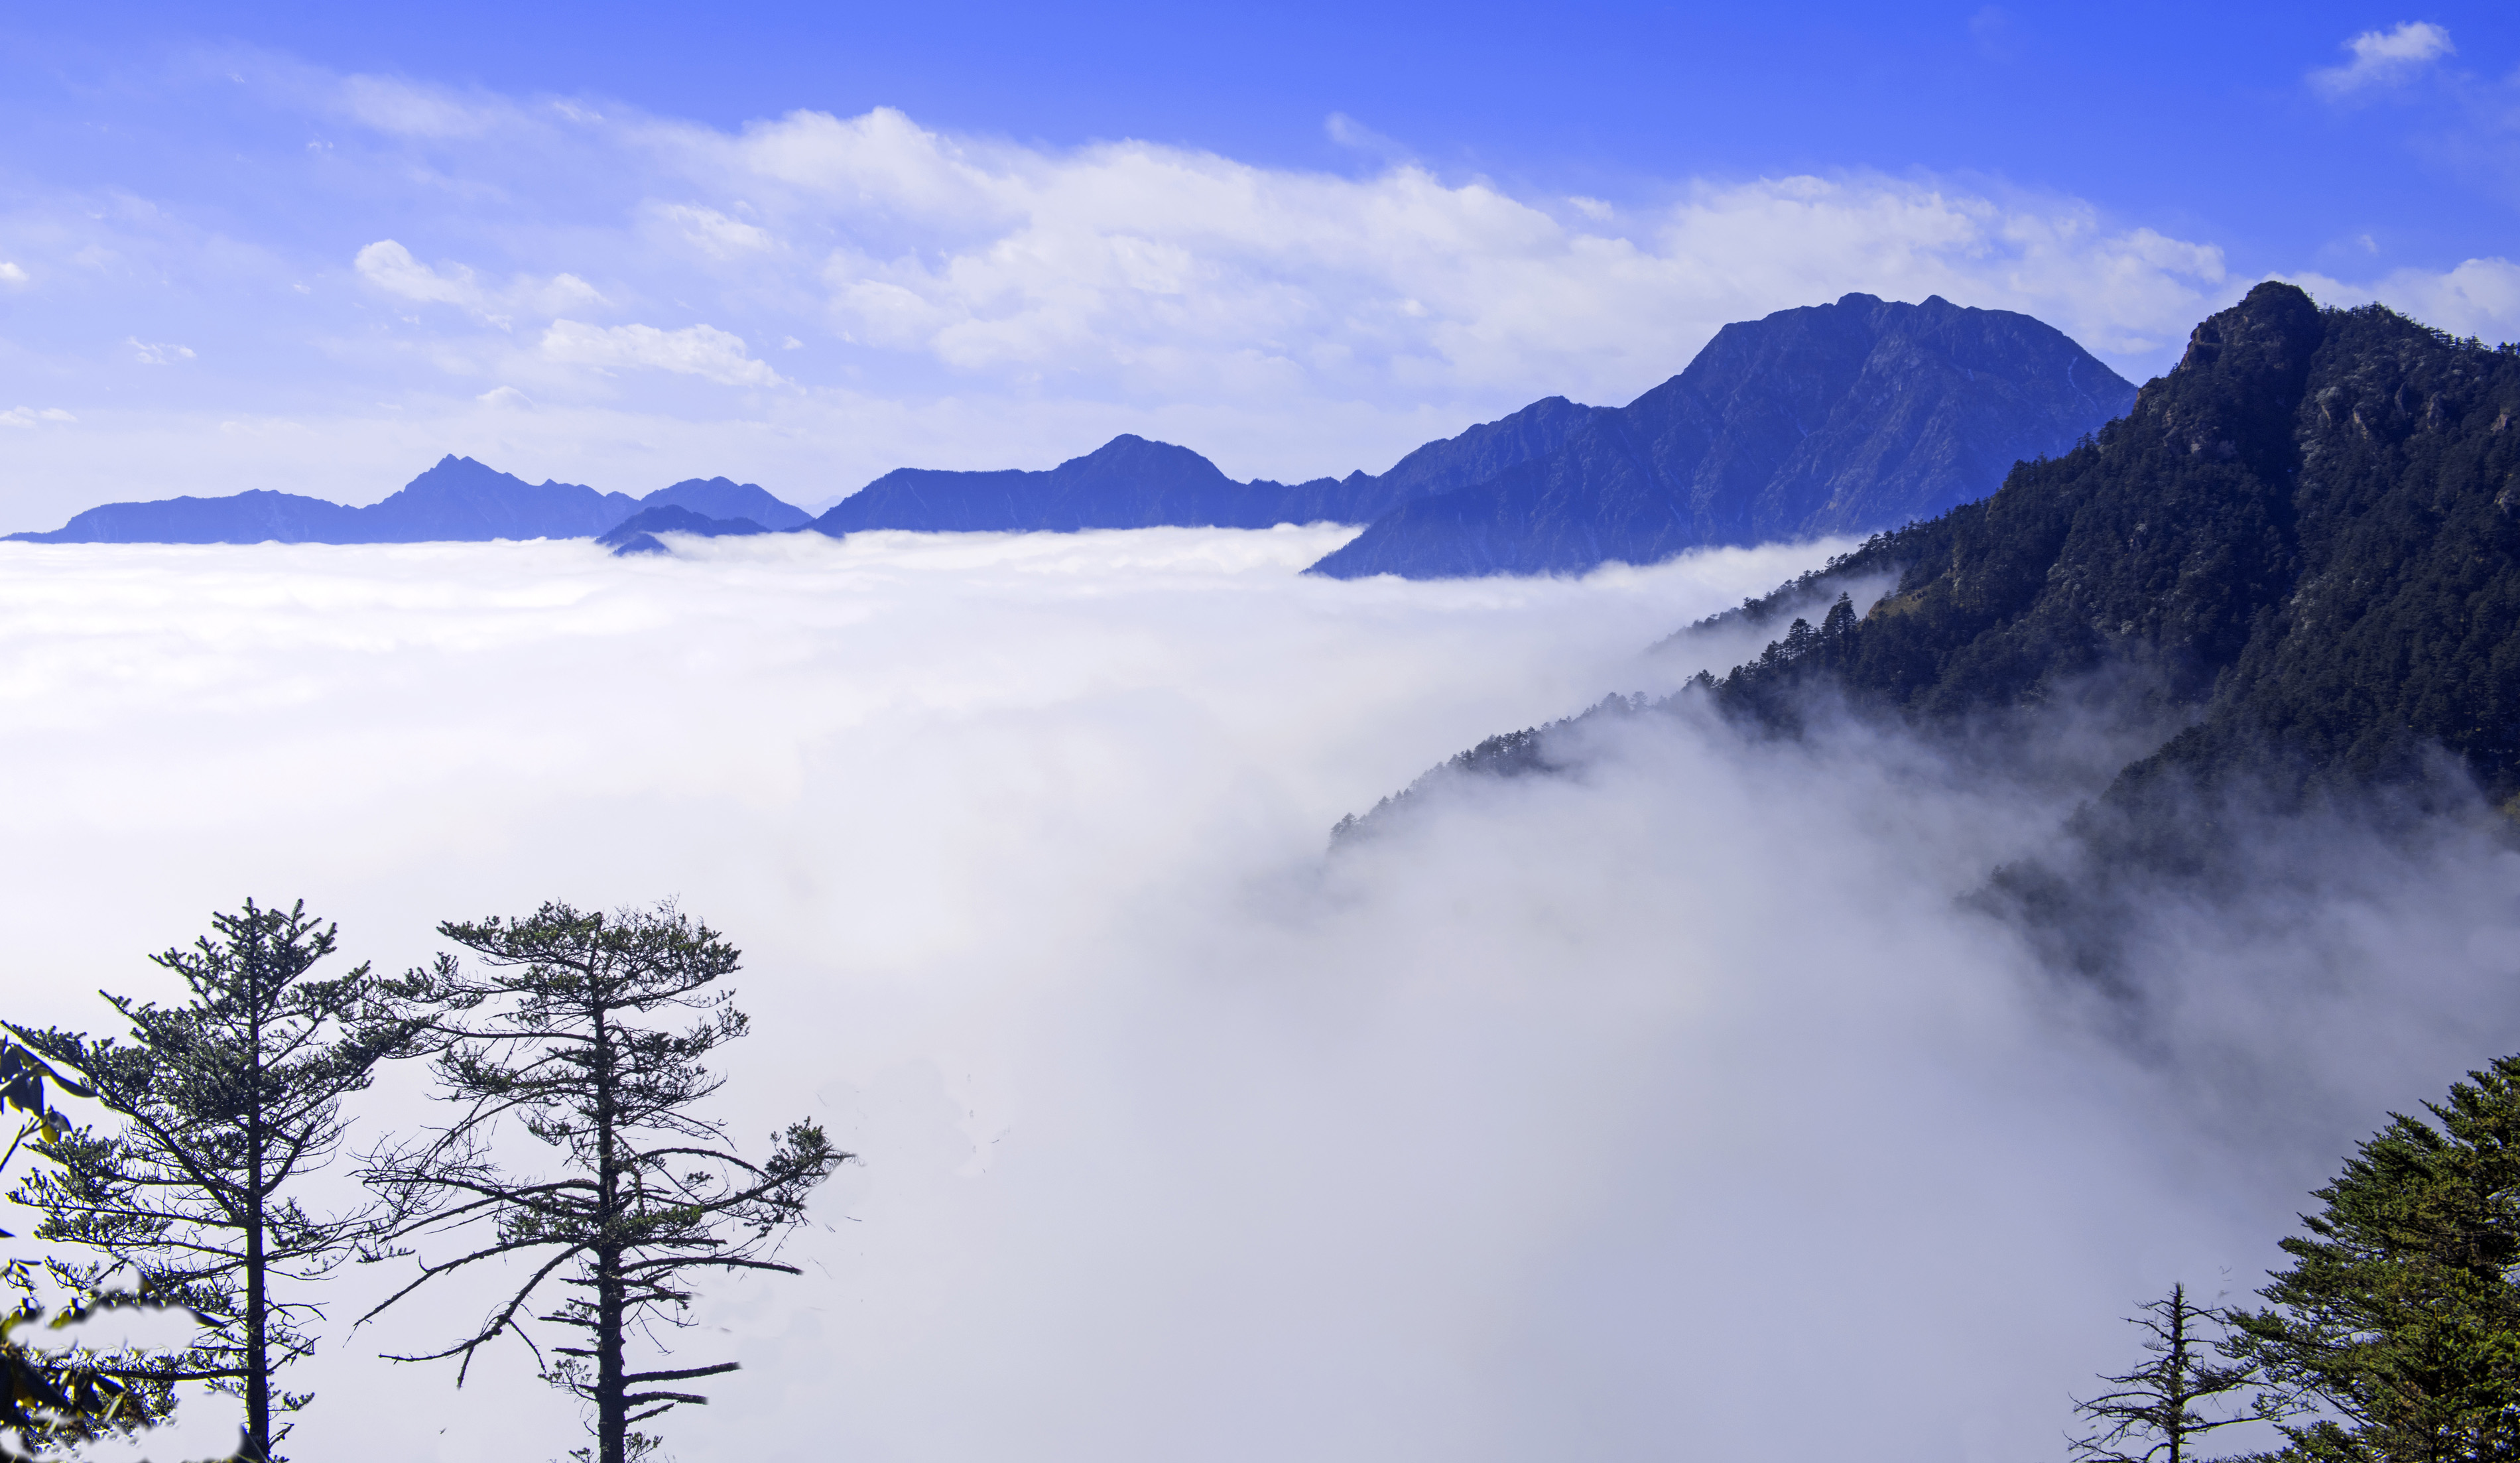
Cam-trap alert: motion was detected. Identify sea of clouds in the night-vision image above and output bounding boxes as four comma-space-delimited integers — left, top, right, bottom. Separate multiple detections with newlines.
8, 526, 2520, 1462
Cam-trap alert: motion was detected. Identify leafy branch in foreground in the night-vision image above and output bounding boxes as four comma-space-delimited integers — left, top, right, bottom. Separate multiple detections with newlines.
359, 901, 844, 1463
0, 1040, 180, 1456
5, 901, 430, 1462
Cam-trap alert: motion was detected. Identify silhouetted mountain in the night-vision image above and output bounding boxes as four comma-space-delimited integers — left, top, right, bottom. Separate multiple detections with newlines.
355, 457, 639, 541
809, 401, 1607, 536
639, 477, 810, 530
3, 489, 366, 545
1245, 397, 1608, 526
7, 458, 813, 545
1307, 294, 2135, 580
1348, 283, 2520, 964
812, 435, 1266, 533
597, 505, 769, 557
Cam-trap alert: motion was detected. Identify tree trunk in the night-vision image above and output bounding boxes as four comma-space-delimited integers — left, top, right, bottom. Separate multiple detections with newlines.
245, 985, 271, 1462
594, 999, 624, 1463
598, 1243, 625, 1463
245, 1211, 268, 1460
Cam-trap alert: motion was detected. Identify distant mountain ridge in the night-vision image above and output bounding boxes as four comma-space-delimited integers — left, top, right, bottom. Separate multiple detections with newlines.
7, 458, 809, 545
598, 505, 771, 558
1306, 293, 2136, 580
7, 295, 2131, 564
804, 397, 1607, 537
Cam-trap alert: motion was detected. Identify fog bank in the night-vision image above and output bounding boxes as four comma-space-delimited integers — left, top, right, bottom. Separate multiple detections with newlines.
3, 527, 2517, 1462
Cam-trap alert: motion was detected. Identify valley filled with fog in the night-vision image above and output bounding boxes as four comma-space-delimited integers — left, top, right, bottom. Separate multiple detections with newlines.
7, 525, 2520, 1463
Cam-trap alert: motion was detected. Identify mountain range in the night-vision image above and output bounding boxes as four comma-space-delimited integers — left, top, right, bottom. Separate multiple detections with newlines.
1345, 281, 2520, 958
808, 293, 2129, 576
808, 396, 1610, 537
7, 459, 811, 545
7, 295, 2127, 572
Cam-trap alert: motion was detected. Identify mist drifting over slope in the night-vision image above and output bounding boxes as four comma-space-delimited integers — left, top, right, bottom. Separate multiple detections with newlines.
6, 527, 2520, 1463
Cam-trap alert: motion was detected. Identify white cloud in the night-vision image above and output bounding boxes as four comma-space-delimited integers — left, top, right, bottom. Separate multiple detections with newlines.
2288, 255, 2520, 342
649, 202, 777, 259
540, 319, 782, 386
128, 338, 195, 365
356, 239, 481, 306
1324, 111, 1411, 162
662, 107, 2230, 401
354, 241, 605, 328
0, 531, 2511, 1461
0, 407, 75, 428
0, 261, 27, 286
2310, 21, 2454, 97
336, 74, 511, 138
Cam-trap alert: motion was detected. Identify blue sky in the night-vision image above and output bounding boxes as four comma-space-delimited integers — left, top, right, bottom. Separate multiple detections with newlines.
1, 2, 2515, 524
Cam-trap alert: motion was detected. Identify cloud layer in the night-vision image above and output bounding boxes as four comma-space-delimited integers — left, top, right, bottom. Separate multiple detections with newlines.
7, 529, 2520, 1461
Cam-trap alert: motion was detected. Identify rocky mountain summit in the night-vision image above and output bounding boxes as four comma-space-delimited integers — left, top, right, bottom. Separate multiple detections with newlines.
1306, 293, 2135, 579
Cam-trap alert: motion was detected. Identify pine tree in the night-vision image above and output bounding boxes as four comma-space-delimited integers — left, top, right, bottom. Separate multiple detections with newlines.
2227, 1053, 2520, 1460
2068, 1283, 2259, 1463
359, 901, 842, 1463
4, 901, 425, 1462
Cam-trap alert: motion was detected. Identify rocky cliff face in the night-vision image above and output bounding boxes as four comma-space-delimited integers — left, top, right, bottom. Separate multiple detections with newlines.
1304, 293, 2135, 580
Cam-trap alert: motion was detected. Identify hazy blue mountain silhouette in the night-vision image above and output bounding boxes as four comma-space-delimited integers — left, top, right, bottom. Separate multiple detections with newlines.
1306, 294, 2136, 580
7, 457, 812, 544
6, 489, 369, 544
9, 296, 2125, 563
813, 435, 1265, 533
639, 477, 810, 530
808, 399, 1606, 536
597, 505, 769, 557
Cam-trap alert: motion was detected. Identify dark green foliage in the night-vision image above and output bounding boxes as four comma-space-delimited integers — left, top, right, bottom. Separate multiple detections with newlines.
2227, 1054, 2520, 1460
361, 902, 843, 1463
1330, 695, 1646, 843
2068, 1283, 2260, 1463
0, 1285, 178, 1458
5, 902, 424, 1462
0, 1041, 180, 1456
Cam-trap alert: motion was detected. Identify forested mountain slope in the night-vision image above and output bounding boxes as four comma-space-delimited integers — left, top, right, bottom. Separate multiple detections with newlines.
1349, 283, 2520, 891
1709, 281, 2520, 810
1306, 293, 2134, 580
